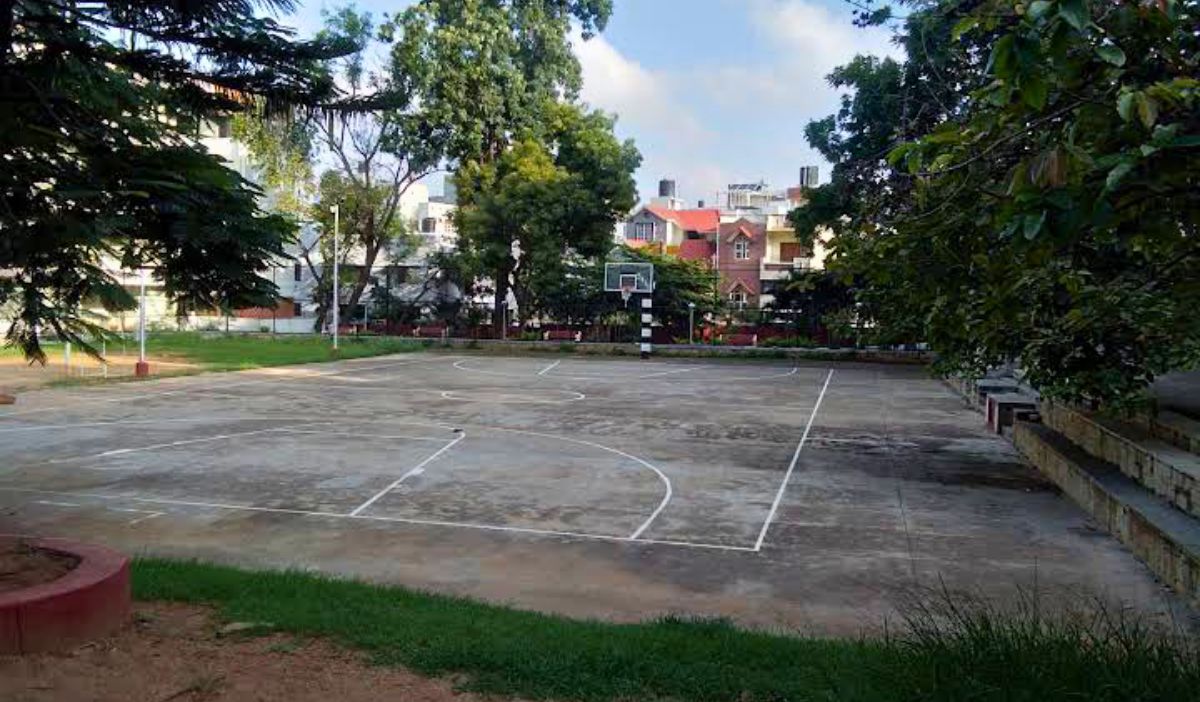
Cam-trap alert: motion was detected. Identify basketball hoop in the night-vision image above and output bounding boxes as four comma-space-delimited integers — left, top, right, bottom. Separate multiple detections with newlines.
605, 261, 653, 307
619, 273, 638, 305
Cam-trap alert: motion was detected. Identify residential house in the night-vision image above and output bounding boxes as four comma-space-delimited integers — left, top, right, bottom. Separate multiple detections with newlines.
717, 219, 767, 309
621, 205, 719, 256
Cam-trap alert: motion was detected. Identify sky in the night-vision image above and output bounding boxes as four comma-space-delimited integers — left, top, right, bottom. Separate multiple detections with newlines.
283, 0, 903, 206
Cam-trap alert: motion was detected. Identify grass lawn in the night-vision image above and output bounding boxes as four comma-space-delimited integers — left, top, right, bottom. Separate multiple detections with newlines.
133, 559, 1199, 702
128, 332, 423, 371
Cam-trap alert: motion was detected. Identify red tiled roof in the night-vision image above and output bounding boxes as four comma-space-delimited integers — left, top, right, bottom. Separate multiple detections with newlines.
720, 219, 764, 242
644, 205, 719, 234
677, 239, 714, 262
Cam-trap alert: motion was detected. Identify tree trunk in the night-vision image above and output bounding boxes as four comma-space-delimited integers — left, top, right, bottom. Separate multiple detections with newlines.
343, 244, 380, 326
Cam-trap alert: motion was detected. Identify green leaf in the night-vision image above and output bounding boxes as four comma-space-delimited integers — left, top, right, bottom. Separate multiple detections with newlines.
988, 35, 1016, 79
1021, 75, 1049, 110
1023, 211, 1047, 240
1095, 44, 1126, 66
1167, 134, 1200, 148
1058, 0, 1089, 32
885, 143, 914, 166
1027, 0, 1054, 20
951, 16, 979, 40
1134, 93, 1159, 129
1116, 92, 1135, 121
1105, 161, 1134, 190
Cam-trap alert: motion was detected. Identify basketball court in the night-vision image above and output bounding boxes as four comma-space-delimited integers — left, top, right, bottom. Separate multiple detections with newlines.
0, 352, 1185, 632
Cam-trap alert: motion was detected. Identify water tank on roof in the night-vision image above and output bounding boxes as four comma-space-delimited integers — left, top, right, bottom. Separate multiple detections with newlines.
658, 179, 677, 198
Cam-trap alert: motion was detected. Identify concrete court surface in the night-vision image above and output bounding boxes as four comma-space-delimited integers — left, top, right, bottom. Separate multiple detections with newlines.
0, 352, 1189, 634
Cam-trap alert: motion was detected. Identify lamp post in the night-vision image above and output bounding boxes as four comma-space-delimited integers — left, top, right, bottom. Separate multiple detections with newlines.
688, 301, 696, 345
330, 203, 340, 350
134, 268, 150, 377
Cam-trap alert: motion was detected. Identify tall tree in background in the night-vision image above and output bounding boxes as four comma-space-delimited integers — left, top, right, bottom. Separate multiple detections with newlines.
453, 103, 640, 325
0, 0, 352, 359
794, 0, 1199, 407
386, 0, 614, 331
237, 6, 443, 330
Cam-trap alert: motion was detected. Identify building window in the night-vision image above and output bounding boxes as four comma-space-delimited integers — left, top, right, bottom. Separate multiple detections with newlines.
293, 262, 302, 281
733, 236, 750, 260
728, 290, 748, 309
293, 302, 302, 317
779, 242, 804, 261
420, 217, 438, 233
631, 222, 655, 241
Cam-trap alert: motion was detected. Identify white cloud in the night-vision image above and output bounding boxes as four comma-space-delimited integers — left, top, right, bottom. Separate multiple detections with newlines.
573, 33, 708, 142
699, 0, 902, 112
573, 32, 715, 203
570, 2, 905, 204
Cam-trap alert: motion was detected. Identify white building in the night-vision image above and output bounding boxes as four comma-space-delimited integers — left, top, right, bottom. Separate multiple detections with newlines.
88, 117, 459, 333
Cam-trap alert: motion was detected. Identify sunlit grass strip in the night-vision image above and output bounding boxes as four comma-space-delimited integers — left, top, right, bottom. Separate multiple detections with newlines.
133, 559, 1199, 702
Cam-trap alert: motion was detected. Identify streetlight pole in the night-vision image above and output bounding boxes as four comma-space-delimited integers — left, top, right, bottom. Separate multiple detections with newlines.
135, 268, 150, 377
330, 203, 340, 350
688, 301, 696, 345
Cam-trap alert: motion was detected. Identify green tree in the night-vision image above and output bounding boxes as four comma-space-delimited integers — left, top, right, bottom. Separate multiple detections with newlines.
768, 269, 858, 343
453, 103, 640, 325
237, 6, 441, 331
620, 247, 721, 336
795, 0, 1199, 407
385, 0, 614, 330
535, 247, 719, 335
0, 0, 351, 360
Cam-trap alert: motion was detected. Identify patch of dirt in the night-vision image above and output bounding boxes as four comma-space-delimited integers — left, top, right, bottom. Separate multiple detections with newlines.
0, 539, 79, 594
0, 602, 523, 702
0, 351, 198, 393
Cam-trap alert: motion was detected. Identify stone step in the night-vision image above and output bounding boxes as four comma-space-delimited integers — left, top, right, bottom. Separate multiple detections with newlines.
1146, 410, 1200, 457
1013, 421, 1200, 606
1042, 402, 1200, 520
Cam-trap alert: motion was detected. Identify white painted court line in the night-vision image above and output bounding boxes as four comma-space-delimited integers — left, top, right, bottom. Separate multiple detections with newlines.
34, 500, 80, 508
348, 432, 467, 517
752, 368, 835, 552
6, 413, 675, 544
0, 486, 753, 552
0, 355, 448, 420
537, 360, 561, 376
437, 389, 586, 404
477, 426, 673, 540
273, 428, 450, 443
452, 357, 804, 383
46, 427, 289, 464
636, 366, 703, 379
111, 507, 164, 525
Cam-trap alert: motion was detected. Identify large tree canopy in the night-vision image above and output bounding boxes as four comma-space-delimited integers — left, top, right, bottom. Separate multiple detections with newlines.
794, 0, 1199, 407
385, 0, 611, 164
385, 0, 616, 329
0, 0, 352, 359
453, 102, 640, 323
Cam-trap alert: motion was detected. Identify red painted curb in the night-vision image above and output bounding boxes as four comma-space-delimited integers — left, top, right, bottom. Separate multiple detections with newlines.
0, 537, 131, 654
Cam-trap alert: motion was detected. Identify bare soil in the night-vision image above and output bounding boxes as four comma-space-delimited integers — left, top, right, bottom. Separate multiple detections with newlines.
0, 351, 197, 393
0, 602, 523, 702
0, 539, 79, 594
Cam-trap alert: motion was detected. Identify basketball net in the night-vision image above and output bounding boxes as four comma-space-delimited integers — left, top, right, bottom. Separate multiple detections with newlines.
620, 284, 634, 306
